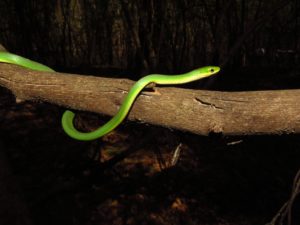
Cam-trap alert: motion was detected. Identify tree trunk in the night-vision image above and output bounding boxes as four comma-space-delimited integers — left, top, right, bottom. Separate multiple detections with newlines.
1, 63, 299, 136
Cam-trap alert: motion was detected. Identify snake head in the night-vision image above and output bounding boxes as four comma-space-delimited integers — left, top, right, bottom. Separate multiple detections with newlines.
198, 66, 220, 76
186, 66, 220, 81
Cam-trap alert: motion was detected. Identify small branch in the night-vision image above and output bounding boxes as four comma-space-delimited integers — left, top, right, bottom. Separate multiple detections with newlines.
1, 63, 300, 136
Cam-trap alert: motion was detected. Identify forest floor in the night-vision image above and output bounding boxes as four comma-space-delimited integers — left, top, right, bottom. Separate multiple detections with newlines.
1, 68, 300, 225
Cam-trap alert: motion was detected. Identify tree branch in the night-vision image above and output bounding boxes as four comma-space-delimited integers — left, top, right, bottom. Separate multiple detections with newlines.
1, 63, 300, 136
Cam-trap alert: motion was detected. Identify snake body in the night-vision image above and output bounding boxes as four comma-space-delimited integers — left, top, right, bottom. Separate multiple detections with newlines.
0, 51, 220, 141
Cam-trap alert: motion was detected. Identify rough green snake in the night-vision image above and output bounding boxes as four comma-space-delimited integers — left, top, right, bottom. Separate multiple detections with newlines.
0, 52, 220, 141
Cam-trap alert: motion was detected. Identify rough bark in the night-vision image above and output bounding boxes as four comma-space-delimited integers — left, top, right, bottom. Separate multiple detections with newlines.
1, 63, 300, 136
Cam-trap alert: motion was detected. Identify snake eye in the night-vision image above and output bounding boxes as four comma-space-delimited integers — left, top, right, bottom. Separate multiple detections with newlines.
210, 68, 214, 73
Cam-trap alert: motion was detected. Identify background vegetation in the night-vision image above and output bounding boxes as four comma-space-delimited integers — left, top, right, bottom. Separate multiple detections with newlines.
0, 0, 298, 74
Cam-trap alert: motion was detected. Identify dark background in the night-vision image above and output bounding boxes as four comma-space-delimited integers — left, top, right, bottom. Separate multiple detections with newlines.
0, 0, 300, 225
0, 0, 299, 81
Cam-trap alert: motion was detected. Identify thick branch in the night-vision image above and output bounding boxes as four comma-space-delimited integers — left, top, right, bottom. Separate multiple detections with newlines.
1, 63, 300, 136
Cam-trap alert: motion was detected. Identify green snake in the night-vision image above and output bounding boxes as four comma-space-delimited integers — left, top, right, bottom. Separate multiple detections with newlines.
0, 52, 220, 141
